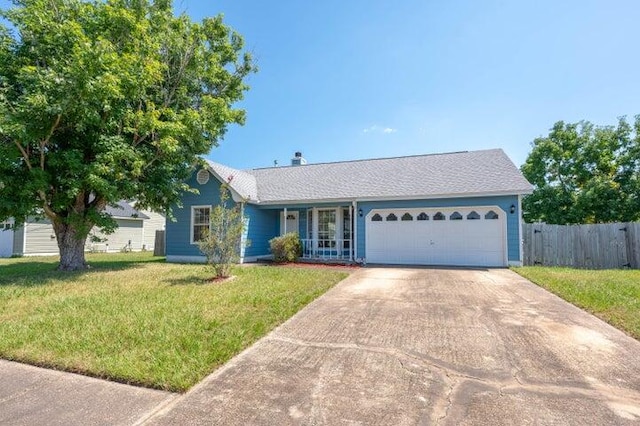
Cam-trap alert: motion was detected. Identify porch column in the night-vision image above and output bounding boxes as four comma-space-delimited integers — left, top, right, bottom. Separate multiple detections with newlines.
336, 207, 343, 261
352, 201, 357, 262
350, 202, 355, 262
283, 207, 287, 235
312, 207, 318, 256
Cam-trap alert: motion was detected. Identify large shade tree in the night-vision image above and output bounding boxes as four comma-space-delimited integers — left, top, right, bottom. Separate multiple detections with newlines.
0, 0, 255, 269
521, 117, 640, 224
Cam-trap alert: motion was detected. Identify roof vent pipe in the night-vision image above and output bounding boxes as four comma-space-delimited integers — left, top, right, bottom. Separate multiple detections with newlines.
291, 152, 307, 166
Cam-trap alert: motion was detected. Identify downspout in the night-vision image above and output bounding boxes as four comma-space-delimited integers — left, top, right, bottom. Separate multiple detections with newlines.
518, 194, 523, 266
240, 202, 246, 263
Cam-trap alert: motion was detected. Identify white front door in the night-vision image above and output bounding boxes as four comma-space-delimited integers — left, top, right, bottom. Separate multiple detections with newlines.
0, 221, 14, 258
365, 207, 507, 267
280, 211, 299, 235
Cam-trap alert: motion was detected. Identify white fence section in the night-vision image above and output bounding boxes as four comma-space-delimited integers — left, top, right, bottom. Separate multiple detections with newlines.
300, 239, 352, 261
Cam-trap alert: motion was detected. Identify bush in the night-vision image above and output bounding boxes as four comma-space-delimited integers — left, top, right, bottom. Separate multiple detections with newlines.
197, 185, 247, 278
270, 233, 302, 263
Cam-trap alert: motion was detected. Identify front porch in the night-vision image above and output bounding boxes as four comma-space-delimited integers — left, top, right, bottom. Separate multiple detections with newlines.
278, 205, 356, 262
300, 238, 353, 261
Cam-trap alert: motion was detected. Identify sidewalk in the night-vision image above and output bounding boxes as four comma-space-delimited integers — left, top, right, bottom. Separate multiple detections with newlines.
0, 360, 176, 426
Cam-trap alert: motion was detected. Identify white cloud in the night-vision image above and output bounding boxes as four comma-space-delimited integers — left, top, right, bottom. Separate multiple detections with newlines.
362, 125, 397, 134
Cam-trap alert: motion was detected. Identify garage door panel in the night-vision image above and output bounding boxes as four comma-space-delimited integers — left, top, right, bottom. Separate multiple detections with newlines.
365, 207, 506, 267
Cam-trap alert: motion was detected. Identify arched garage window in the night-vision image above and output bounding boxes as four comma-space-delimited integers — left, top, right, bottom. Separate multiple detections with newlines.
386, 213, 398, 221
485, 210, 499, 220
467, 211, 480, 220
401, 213, 413, 221
417, 212, 429, 221
371, 213, 383, 222
450, 211, 463, 220
433, 212, 445, 221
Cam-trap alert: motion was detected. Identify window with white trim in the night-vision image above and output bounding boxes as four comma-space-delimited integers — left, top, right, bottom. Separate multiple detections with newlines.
318, 209, 336, 248
467, 211, 480, 220
485, 210, 499, 220
191, 206, 211, 243
307, 209, 313, 240
342, 207, 352, 249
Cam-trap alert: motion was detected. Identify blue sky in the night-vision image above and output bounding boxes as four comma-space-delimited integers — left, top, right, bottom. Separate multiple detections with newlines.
180, 0, 639, 170
3, 0, 639, 169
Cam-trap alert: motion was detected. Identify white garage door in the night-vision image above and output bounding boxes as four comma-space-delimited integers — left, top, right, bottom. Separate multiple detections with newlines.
365, 207, 507, 267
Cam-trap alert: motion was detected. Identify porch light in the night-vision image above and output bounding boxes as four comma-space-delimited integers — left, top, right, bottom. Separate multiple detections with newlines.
358, 208, 363, 217
510, 204, 516, 214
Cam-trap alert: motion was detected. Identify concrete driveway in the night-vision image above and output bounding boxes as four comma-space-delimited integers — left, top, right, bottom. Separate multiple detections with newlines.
145, 267, 640, 425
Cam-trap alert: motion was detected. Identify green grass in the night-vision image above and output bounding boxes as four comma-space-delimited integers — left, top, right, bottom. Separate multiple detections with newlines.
0, 252, 348, 392
513, 267, 640, 340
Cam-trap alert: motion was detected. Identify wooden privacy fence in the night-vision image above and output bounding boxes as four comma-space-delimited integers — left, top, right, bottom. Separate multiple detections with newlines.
522, 222, 640, 269
153, 230, 166, 256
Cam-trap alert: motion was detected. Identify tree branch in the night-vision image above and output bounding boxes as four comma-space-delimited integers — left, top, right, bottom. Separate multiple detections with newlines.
164, 43, 195, 108
39, 191, 59, 222
13, 140, 32, 171
40, 114, 62, 170
14, 140, 60, 221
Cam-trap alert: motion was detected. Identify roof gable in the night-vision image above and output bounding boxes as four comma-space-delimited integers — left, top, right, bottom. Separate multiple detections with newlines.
205, 160, 258, 201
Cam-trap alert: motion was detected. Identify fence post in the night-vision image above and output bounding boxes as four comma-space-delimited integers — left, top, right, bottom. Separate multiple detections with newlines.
153, 230, 166, 256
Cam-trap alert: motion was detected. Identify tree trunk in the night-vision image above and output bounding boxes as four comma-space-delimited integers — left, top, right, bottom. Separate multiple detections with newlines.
53, 221, 90, 271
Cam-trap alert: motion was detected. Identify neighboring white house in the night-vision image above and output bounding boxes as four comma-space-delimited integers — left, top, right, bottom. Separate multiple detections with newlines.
0, 219, 15, 258
0, 201, 165, 257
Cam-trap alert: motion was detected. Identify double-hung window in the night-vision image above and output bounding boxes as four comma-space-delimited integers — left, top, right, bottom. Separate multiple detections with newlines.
318, 209, 336, 248
191, 206, 211, 243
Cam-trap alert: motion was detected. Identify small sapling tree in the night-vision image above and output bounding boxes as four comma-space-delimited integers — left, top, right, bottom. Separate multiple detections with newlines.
196, 184, 247, 279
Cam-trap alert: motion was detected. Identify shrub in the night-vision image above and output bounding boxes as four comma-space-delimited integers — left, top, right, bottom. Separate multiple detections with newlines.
270, 233, 302, 263
197, 185, 247, 278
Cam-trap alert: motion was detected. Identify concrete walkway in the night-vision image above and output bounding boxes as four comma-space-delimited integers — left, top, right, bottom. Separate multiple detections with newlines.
4, 268, 640, 425
142, 267, 640, 425
0, 360, 175, 426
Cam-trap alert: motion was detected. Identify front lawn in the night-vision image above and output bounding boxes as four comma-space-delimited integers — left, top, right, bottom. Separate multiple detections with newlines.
0, 253, 349, 391
513, 267, 640, 340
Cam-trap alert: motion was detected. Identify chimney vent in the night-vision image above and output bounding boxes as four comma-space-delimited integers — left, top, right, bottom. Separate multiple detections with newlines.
291, 152, 307, 166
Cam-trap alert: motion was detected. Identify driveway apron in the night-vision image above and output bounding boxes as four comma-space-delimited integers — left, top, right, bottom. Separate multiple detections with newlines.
144, 267, 640, 425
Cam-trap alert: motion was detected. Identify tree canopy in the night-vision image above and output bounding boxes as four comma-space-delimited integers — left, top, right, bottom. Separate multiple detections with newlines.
0, 0, 255, 269
521, 117, 640, 224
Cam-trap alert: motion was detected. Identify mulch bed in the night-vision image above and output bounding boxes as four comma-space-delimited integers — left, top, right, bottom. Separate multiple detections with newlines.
253, 260, 361, 271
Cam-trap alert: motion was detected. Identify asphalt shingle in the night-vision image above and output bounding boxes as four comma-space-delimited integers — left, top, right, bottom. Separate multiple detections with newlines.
207, 149, 532, 204
105, 201, 149, 219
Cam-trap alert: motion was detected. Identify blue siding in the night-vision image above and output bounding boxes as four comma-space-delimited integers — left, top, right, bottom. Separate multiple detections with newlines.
243, 204, 278, 258
276, 208, 307, 237
169, 179, 522, 264
166, 172, 229, 257
355, 195, 521, 262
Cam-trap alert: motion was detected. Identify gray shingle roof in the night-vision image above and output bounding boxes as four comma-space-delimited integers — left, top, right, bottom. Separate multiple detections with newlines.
206, 149, 532, 204
205, 160, 258, 201
105, 200, 149, 219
